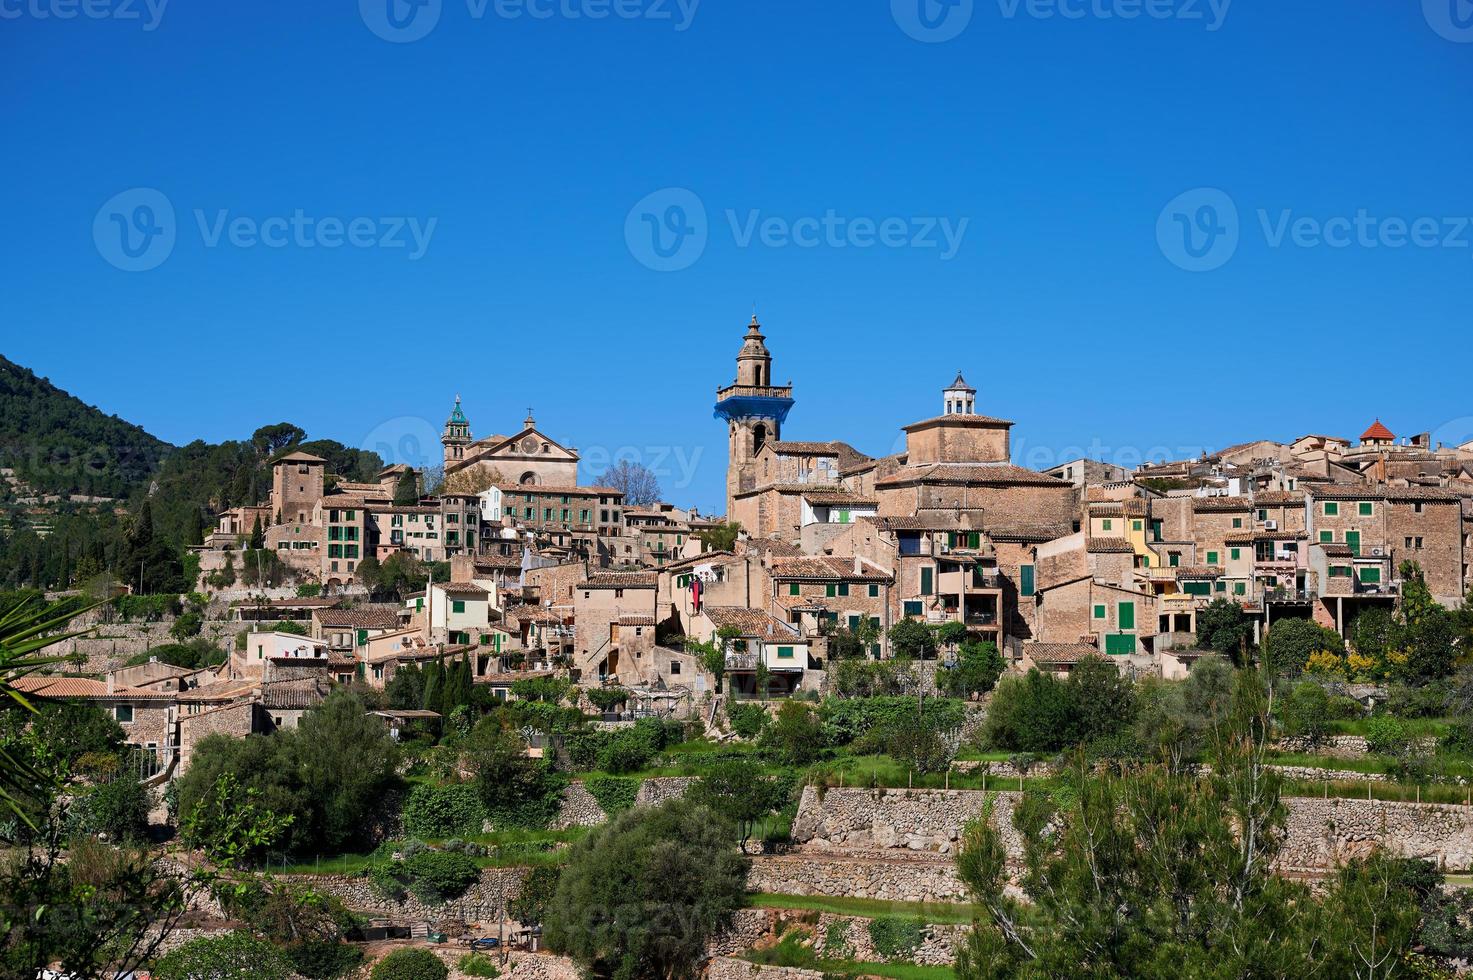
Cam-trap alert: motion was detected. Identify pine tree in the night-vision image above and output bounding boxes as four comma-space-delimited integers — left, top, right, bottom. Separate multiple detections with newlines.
248, 515, 264, 550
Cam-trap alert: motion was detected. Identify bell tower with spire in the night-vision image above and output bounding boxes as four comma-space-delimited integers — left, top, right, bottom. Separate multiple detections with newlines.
714, 315, 795, 517
442, 396, 472, 471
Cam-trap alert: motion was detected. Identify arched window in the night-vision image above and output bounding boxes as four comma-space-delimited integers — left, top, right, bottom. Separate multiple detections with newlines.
752, 424, 767, 456
520, 472, 537, 485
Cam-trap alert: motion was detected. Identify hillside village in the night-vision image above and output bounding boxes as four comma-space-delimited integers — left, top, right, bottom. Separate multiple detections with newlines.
43, 314, 1473, 776
6, 318, 1473, 979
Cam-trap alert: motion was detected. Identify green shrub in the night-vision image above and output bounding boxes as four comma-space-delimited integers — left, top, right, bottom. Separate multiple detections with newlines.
867, 915, 925, 959
405, 849, 481, 904
371, 947, 449, 980
457, 952, 500, 977
819, 696, 966, 748
822, 920, 853, 957
726, 701, 768, 739
401, 783, 486, 839
287, 940, 364, 979
72, 775, 150, 842
584, 775, 640, 816
1365, 716, 1412, 756
154, 930, 293, 980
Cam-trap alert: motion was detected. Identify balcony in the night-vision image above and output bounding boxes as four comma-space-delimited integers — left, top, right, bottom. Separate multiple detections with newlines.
716, 383, 794, 402
725, 652, 759, 671
1264, 588, 1316, 604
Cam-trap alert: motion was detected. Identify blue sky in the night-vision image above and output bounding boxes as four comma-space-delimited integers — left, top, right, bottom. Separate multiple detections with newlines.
2, 0, 1471, 513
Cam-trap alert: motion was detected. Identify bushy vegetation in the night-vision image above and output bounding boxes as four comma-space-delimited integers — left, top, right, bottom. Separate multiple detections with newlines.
176, 691, 401, 858
544, 798, 748, 979
370, 947, 449, 980
400, 782, 486, 839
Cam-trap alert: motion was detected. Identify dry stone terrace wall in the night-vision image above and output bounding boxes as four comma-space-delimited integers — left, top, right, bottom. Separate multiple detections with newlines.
293, 866, 529, 923
747, 852, 968, 902
551, 775, 697, 829
791, 786, 1473, 873
708, 958, 824, 980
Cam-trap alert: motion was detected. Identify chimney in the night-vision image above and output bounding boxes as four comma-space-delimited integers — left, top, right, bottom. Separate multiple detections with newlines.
853, 555, 863, 576
106, 672, 116, 693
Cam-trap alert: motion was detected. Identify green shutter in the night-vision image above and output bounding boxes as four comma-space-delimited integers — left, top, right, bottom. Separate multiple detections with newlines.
1234, 581, 1247, 595
1019, 565, 1034, 597
1325, 502, 1339, 516
1207, 551, 1218, 565
1345, 530, 1361, 556
1093, 604, 1106, 619
1105, 633, 1137, 655
826, 583, 837, 598
789, 583, 800, 596
452, 600, 465, 614
777, 646, 794, 659
920, 568, 933, 595
1359, 501, 1373, 516
838, 583, 850, 597
1320, 530, 1333, 543
1359, 566, 1381, 583
1118, 601, 1135, 630
1230, 548, 1240, 561
868, 583, 879, 597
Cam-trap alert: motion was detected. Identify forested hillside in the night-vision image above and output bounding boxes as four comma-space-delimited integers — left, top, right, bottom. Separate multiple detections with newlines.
0, 355, 171, 498
0, 361, 383, 592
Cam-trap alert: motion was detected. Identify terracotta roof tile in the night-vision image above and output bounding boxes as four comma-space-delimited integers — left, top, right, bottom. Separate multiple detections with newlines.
704, 606, 799, 641
1086, 537, 1135, 553
13, 676, 174, 700
315, 608, 404, 630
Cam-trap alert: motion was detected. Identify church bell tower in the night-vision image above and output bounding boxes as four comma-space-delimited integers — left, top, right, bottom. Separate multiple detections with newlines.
713, 316, 795, 518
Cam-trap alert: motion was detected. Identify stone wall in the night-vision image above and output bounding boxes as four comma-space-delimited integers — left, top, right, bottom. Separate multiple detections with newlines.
791, 786, 1473, 872
1278, 797, 1473, 872
813, 913, 963, 967
294, 866, 529, 923
747, 853, 967, 902
551, 776, 698, 830
707, 957, 823, 980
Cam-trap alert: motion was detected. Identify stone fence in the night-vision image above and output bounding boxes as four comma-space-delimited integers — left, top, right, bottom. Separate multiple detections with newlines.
790, 786, 1473, 873
708, 958, 823, 980
551, 776, 697, 829
292, 866, 529, 923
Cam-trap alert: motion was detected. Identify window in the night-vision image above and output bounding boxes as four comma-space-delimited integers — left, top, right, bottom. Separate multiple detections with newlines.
1319, 530, 1333, 543
1216, 581, 1226, 592
1093, 604, 1106, 619
1101, 518, 1113, 531
825, 583, 837, 598
837, 583, 850, 597
776, 646, 794, 659
670, 661, 680, 675
1230, 548, 1240, 561
1413, 502, 1425, 514
1358, 501, 1374, 516
1359, 566, 1382, 584
1118, 601, 1135, 630
868, 583, 879, 597
115, 704, 134, 723
1169, 552, 1180, 568
1324, 502, 1339, 516
1206, 551, 1219, 565
920, 567, 934, 595
1232, 518, 1242, 528
903, 601, 923, 616
789, 583, 800, 596
1234, 581, 1246, 595
1132, 520, 1142, 531
1258, 509, 1268, 521
1019, 564, 1035, 596
452, 600, 466, 614
1329, 566, 1352, 578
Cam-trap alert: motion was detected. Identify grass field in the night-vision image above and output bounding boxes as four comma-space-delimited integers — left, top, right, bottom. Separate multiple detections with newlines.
742, 929, 957, 979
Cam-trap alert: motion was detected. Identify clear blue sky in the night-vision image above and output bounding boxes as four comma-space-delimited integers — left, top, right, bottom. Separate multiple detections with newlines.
3, 1, 1471, 513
